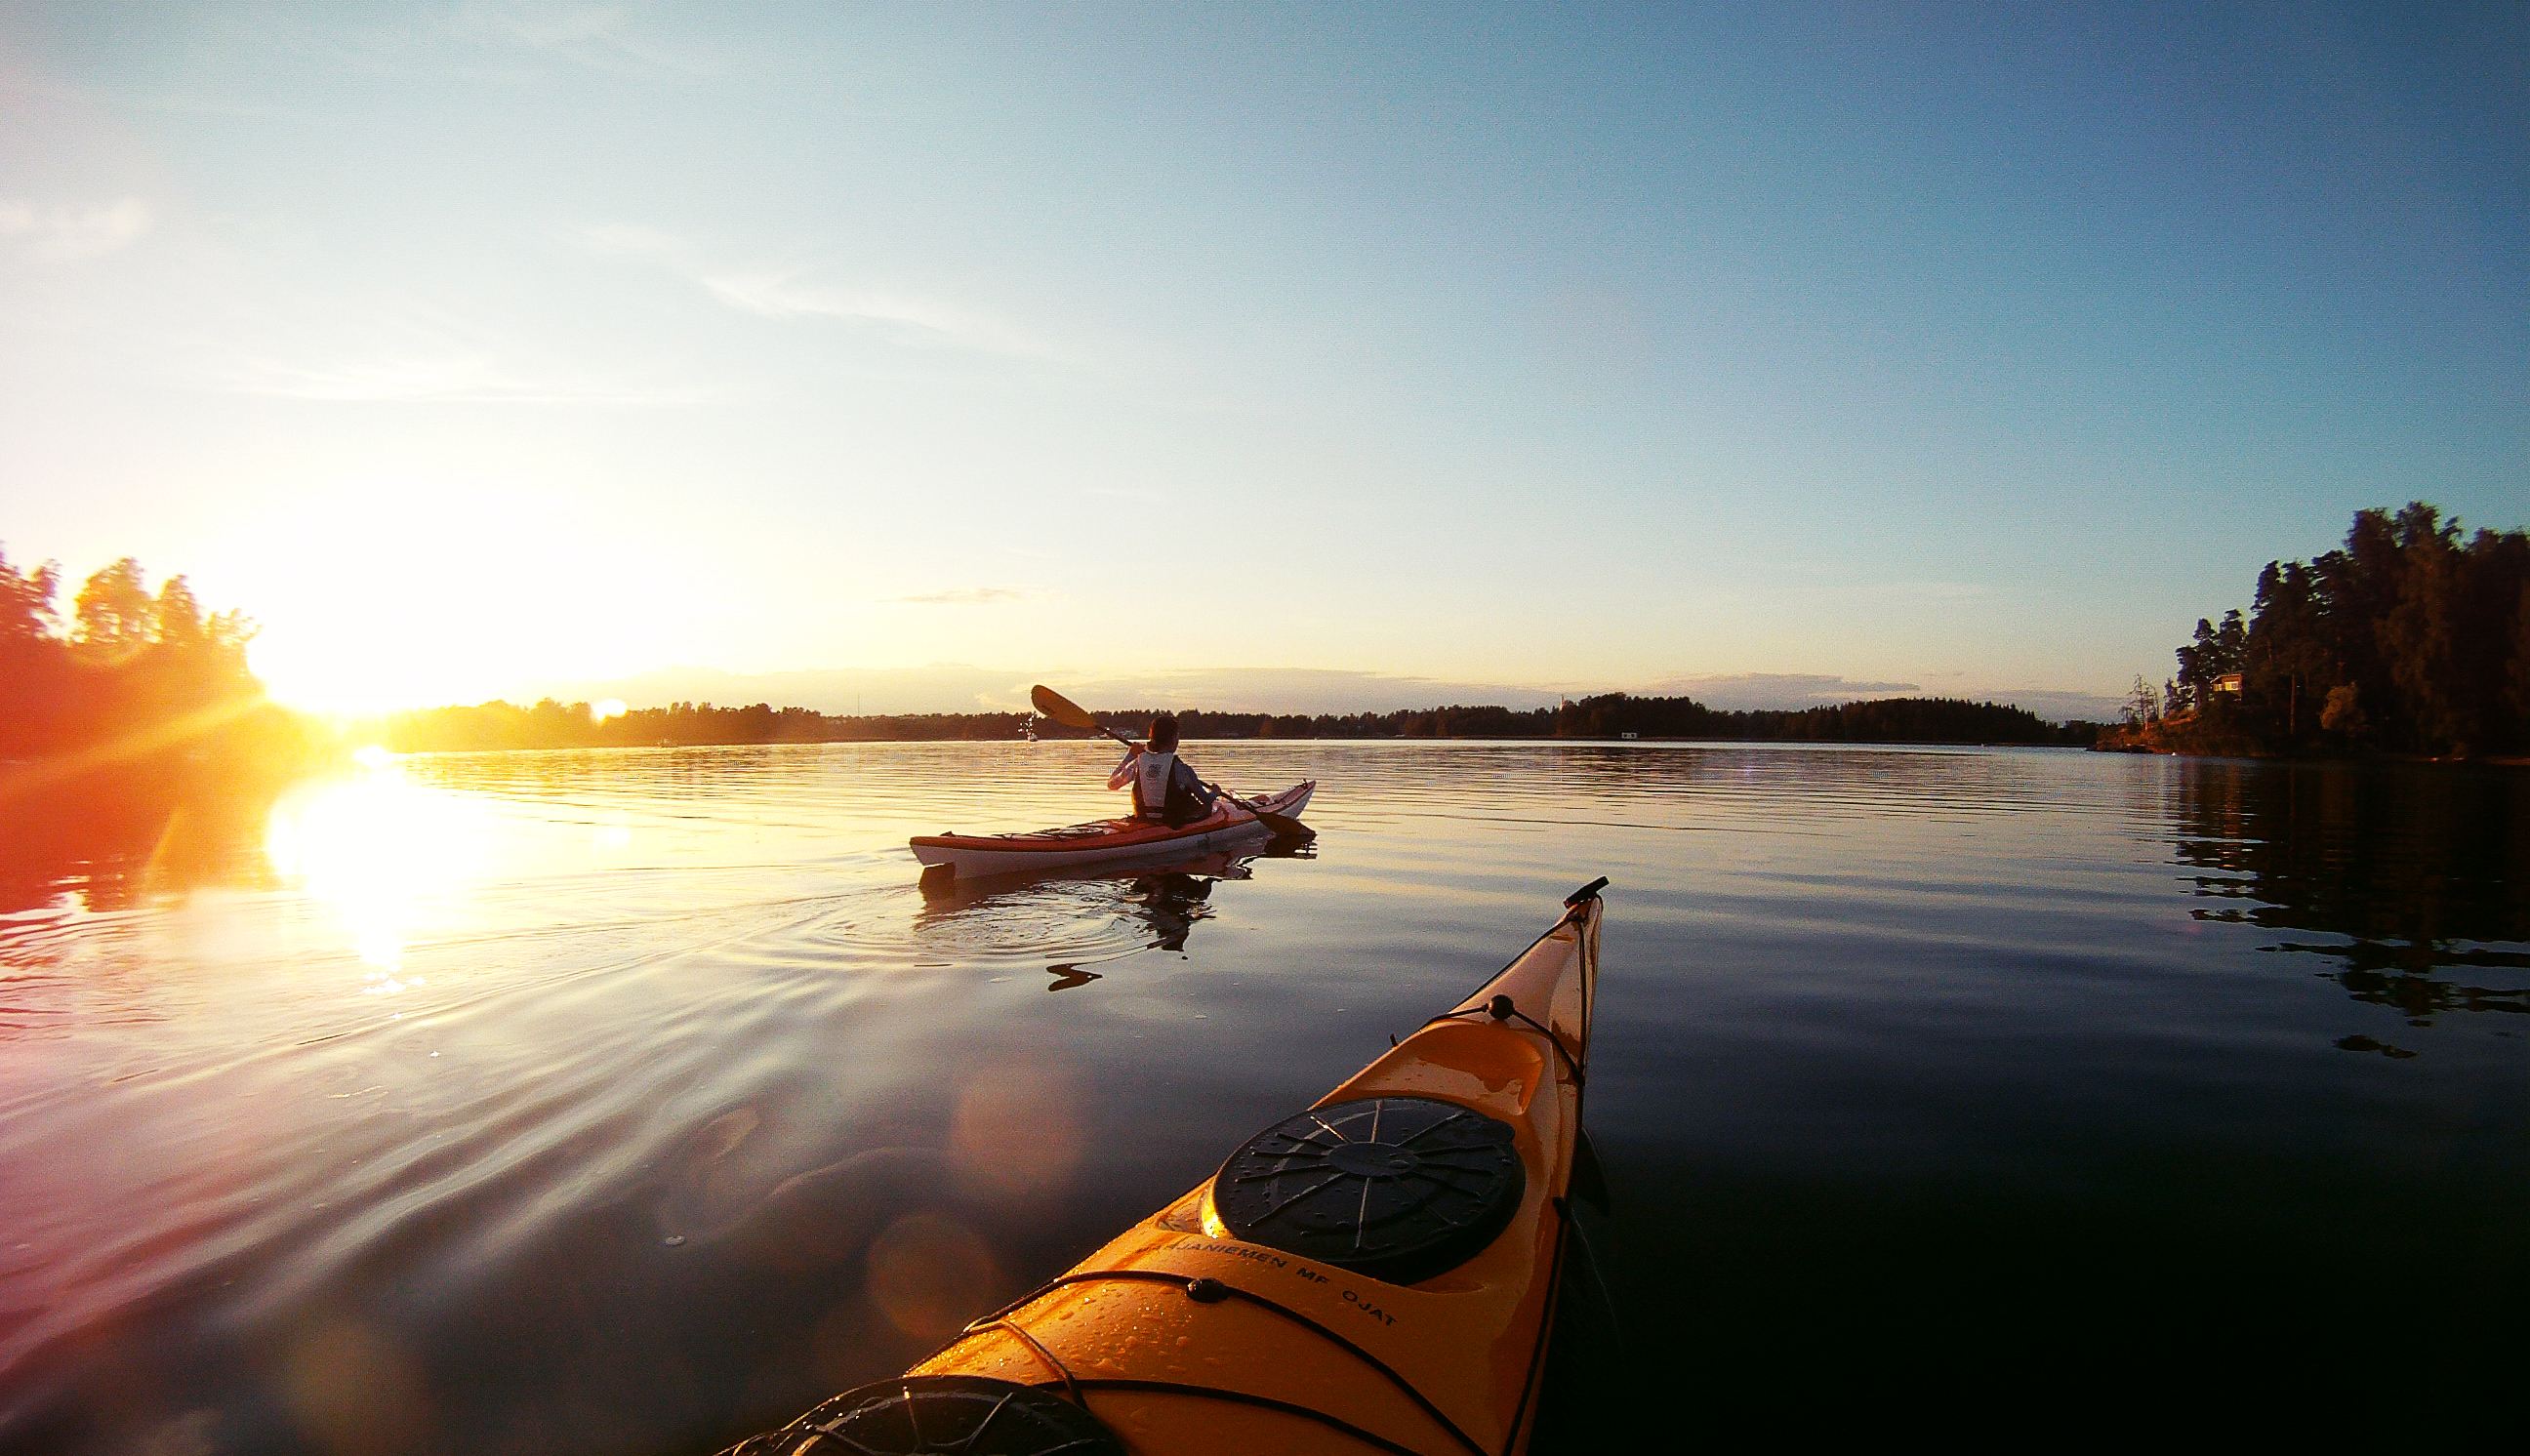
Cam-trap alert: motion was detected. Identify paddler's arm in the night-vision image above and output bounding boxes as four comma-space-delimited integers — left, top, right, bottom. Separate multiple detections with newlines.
1107, 744, 1144, 790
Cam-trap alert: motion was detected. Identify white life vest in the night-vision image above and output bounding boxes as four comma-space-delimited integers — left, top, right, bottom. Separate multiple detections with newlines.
1134, 748, 1176, 813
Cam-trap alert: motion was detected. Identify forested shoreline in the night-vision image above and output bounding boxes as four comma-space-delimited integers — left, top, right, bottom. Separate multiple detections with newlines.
0, 539, 2101, 773
35, 502, 2530, 782
2, 547, 321, 905
2103, 503, 2530, 759
1, 548, 308, 774
379, 692, 2090, 751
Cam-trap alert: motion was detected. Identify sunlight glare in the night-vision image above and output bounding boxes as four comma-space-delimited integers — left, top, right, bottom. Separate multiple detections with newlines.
265, 758, 490, 975
233, 480, 714, 713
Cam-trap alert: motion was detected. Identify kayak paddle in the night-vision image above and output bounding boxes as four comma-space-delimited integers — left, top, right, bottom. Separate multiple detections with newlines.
1029, 684, 1313, 838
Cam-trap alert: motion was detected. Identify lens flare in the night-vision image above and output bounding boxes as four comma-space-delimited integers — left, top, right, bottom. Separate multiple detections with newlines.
865, 1212, 999, 1341
950, 1063, 1082, 1199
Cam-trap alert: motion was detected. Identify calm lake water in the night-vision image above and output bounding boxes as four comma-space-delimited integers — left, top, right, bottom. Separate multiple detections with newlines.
3, 741, 2523, 1451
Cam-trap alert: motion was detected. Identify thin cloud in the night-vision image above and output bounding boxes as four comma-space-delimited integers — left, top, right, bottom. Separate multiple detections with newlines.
578, 222, 688, 261
224, 5, 720, 89
1641, 671, 2120, 723
178, 293, 709, 406
539, 662, 2123, 722
1060, 667, 1567, 715
0, 74, 303, 121
450, 2, 721, 78
702, 272, 1050, 357
1886, 581, 1993, 602
212, 352, 703, 405
1639, 672, 1923, 710
1973, 687, 2126, 723
581, 224, 1054, 358
548, 665, 1566, 717
888, 587, 1031, 606
0, 198, 152, 261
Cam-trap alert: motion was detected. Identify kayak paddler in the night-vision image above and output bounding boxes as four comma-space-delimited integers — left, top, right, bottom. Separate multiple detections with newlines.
1106, 711, 1216, 825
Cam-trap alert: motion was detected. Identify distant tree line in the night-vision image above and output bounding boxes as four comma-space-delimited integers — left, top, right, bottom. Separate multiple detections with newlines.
382, 700, 1040, 751
0, 538, 2094, 766
381, 691, 2088, 750
1152, 694, 2086, 744
2106, 503, 2530, 758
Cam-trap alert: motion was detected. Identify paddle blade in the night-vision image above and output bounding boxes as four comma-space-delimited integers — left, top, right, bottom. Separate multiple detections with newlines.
1030, 684, 1100, 731
1241, 801, 1313, 839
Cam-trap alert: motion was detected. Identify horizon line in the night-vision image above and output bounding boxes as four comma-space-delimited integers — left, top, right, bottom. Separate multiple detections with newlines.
338, 686, 2116, 727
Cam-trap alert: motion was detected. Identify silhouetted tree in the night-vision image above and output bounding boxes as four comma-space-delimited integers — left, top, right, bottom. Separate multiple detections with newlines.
2148, 503, 2530, 757
0, 547, 265, 760
1, 547, 60, 642
2511, 583, 2530, 730
153, 576, 204, 649
2245, 560, 2329, 738
2125, 676, 2161, 726
71, 557, 154, 664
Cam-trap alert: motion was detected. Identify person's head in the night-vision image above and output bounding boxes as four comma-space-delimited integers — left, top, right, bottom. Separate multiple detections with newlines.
1148, 712, 1180, 751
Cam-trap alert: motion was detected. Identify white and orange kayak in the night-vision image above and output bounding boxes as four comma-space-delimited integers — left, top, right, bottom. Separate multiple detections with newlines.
726, 876, 1606, 1456
910, 782, 1315, 880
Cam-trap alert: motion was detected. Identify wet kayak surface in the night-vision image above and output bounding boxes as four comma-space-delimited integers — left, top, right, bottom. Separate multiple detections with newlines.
2, 741, 2523, 1450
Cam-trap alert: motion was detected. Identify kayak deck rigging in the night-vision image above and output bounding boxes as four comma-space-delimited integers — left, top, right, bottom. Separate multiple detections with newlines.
723, 876, 1607, 1456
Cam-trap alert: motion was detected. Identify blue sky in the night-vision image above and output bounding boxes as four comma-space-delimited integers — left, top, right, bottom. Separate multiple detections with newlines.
2, 3, 2521, 716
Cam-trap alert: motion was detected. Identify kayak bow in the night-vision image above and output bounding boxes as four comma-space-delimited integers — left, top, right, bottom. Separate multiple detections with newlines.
726, 876, 1608, 1456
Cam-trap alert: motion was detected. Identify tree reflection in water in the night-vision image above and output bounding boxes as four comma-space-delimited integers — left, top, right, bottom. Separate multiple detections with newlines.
913, 840, 1316, 988
2167, 756, 2529, 1027
0, 759, 287, 916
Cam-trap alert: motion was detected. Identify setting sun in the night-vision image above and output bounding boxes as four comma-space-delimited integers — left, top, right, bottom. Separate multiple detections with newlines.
230, 482, 717, 713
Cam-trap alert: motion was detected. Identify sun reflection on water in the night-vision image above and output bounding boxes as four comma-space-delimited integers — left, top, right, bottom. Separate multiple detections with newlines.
265, 754, 490, 978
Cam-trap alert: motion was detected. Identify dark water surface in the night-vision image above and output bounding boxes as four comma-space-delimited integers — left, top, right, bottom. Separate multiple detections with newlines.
2, 742, 2523, 1451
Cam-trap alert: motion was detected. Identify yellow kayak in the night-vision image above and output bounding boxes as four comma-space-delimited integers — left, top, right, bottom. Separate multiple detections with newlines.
726, 876, 1607, 1455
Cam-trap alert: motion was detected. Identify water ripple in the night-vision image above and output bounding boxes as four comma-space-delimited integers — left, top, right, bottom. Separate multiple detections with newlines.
0, 742, 2522, 1452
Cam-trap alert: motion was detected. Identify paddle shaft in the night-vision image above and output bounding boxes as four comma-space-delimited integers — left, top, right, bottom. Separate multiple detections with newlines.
1034, 685, 1308, 836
